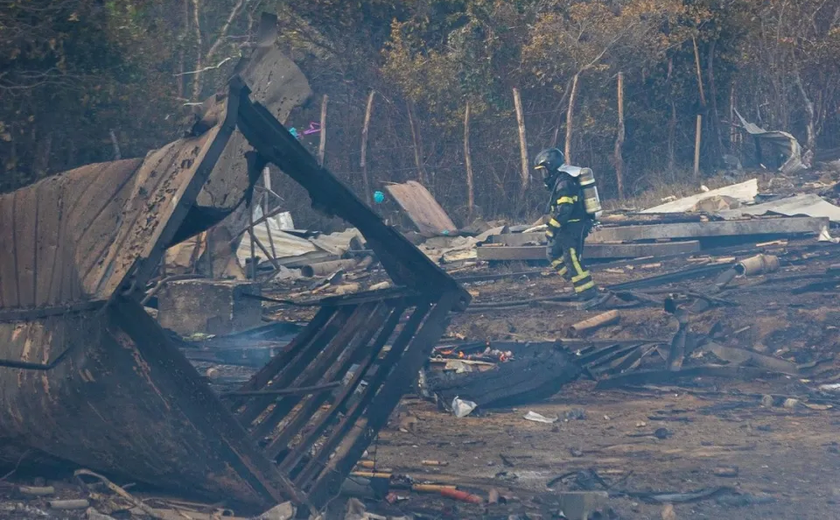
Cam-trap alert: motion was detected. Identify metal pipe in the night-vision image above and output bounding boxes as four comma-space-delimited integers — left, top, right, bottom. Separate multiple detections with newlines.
300, 259, 359, 277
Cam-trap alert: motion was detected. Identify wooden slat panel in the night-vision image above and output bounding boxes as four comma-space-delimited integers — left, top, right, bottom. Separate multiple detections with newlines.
295, 301, 433, 488
14, 188, 37, 308
249, 304, 375, 440
238, 307, 353, 426
277, 303, 404, 473
264, 302, 393, 460
307, 292, 457, 505
34, 177, 63, 305
0, 192, 17, 308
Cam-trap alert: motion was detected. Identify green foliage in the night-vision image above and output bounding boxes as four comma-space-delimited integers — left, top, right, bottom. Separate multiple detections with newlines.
2, 0, 840, 224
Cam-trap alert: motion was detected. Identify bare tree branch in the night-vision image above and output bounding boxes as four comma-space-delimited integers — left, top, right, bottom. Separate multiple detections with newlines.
205, 0, 249, 61
191, 0, 203, 100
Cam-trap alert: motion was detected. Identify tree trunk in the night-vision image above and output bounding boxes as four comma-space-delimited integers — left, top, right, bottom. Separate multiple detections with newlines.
707, 39, 725, 159
694, 115, 703, 179
177, 0, 190, 99
512, 87, 530, 195
692, 36, 706, 107
565, 73, 580, 164
32, 131, 53, 178
614, 72, 626, 199
407, 102, 427, 185
318, 94, 328, 166
729, 83, 737, 149
360, 90, 375, 205
109, 130, 121, 160
190, 0, 203, 100
668, 100, 677, 172
464, 101, 474, 218
794, 71, 816, 156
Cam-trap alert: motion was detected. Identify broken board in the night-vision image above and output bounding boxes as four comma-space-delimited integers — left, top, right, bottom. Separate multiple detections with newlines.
384, 181, 457, 236
477, 241, 701, 261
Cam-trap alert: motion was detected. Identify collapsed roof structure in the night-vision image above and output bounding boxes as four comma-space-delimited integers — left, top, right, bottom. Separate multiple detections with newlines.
0, 15, 469, 513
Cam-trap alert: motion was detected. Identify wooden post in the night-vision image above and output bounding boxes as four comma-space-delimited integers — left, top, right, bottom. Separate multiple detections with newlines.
318, 95, 328, 166
360, 90, 375, 205
614, 72, 626, 199
407, 102, 427, 185
692, 36, 706, 107
261, 167, 276, 261
694, 114, 703, 179
248, 201, 257, 279
565, 73, 580, 163
512, 87, 529, 195
729, 83, 737, 148
464, 100, 475, 218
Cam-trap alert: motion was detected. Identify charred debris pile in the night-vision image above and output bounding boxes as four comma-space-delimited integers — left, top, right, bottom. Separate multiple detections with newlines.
2, 23, 840, 519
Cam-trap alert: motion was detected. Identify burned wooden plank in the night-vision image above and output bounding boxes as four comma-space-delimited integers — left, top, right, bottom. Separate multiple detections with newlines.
306, 294, 458, 506
487, 216, 828, 247
263, 302, 394, 460
238, 307, 352, 426
595, 365, 770, 389
477, 241, 701, 261
249, 304, 376, 440
0, 299, 294, 509
0, 72, 470, 513
231, 78, 470, 308
383, 181, 457, 236
294, 301, 433, 489
276, 304, 405, 475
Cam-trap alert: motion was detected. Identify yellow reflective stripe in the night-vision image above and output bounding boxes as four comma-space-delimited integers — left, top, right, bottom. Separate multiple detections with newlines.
572, 271, 591, 283
535, 165, 546, 170
548, 218, 562, 228
568, 218, 581, 223
550, 259, 564, 267
569, 247, 585, 276
574, 280, 595, 292
557, 266, 568, 275
556, 196, 575, 204
545, 229, 554, 237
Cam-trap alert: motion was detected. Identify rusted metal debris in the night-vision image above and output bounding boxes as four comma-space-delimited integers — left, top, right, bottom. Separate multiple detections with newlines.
0, 74, 470, 512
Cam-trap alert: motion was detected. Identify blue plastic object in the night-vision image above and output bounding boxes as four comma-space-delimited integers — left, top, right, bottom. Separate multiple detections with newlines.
373, 191, 385, 204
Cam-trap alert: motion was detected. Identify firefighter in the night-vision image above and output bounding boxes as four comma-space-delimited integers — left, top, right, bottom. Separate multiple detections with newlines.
533, 148, 599, 302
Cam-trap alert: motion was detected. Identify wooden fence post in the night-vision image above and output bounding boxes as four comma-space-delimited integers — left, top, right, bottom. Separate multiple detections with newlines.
614, 72, 626, 199
694, 114, 703, 179
407, 102, 428, 185
318, 95, 328, 166
512, 87, 529, 195
565, 73, 580, 163
464, 100, 474, 218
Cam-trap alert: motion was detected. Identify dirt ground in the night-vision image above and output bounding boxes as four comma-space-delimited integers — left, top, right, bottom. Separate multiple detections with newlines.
360, 239, 840, 519
1, 236, 838, 519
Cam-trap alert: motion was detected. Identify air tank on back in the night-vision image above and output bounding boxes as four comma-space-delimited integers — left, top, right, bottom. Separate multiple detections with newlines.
578, 167, 602, 219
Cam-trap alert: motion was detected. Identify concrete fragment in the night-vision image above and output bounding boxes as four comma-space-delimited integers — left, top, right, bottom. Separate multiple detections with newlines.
556, 491, 609, 520
256, 501, 295, 520
157, 279, 262, 335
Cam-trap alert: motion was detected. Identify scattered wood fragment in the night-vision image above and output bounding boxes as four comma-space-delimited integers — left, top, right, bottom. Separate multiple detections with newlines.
75, 469, 165, 519
19, 485, 54, 496
48, 499, 89, 510
568, 310, 620, 337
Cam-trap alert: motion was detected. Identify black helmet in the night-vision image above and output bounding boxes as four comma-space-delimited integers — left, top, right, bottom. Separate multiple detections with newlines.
533, 148, 565, 186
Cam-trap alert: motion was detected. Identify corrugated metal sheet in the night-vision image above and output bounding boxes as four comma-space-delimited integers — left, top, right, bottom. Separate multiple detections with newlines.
718, 193, 840, 223
641, 179, 758, 214
384, 181, 457, 236
735, 109, 806, 174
